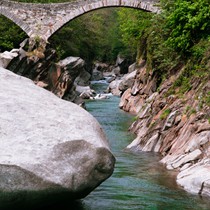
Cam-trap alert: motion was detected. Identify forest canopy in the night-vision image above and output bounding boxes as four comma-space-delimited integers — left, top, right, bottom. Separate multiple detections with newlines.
0, 0, 209, 68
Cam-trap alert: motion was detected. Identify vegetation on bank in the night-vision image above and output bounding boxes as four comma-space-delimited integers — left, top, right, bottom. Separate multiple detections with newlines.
0, 17, 27, 51
0, 0, 209, 105
120, 0, 210, 108
9, 0, 74, 2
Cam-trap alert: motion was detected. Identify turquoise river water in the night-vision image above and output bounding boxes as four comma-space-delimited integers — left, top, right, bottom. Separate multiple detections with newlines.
1, 82, 210, 210
81, 82, 210, 210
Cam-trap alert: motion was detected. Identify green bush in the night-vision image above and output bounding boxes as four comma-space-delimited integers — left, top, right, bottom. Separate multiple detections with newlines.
164, 0, 210, 54
0, 15, 27, 51
117, 8, 153, 60
160, 109, 171, 120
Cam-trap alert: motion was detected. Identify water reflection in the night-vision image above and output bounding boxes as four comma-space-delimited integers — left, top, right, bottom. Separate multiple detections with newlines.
0, 191, 85, 210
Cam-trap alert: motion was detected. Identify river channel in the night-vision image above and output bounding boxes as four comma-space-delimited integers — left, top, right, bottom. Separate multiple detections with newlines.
81, 82, 210, 210
2, 82, 210, 210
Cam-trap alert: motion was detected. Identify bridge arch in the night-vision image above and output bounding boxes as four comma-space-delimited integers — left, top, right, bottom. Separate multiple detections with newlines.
0, 8, 31, 36
0, 0, 160, 41
48, 0, 160, 40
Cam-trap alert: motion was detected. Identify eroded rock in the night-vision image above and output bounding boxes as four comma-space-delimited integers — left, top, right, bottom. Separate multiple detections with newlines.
120, 56, 210, 197
7, 44, 90, 105
177, 163, 210, 196
118, 70, 136, 93
107, 79, 122, 96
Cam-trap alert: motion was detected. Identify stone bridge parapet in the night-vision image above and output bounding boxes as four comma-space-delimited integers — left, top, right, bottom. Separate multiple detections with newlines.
0, 0, 160, 41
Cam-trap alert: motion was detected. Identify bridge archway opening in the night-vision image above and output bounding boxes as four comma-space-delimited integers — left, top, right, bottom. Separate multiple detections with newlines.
46, 1, 159, 41
0, 0, 159, 44
49, 6, 153, 67
50, 5, 152, 38
0, 15, 27, 52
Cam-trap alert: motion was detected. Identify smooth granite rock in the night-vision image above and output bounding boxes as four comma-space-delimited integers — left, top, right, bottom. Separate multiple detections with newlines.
0, 67, 115, 203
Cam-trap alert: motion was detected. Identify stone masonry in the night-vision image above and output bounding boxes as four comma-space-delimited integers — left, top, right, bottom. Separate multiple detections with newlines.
0, 0, 160, 41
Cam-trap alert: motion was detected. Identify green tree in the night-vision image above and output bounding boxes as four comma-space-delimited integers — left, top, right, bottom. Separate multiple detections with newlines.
117, 8, 153, 60
49, 8, 125, 64
164, 0, 210, 54
0, 16, 27, 51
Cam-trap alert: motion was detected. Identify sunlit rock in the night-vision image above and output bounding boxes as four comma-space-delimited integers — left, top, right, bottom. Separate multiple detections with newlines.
93, 93, 111, 100
177, 163, 210, 196
0, 67, 115, 203
76, 85, 95, 99
107, 79, 122, 96
128, 63, 136, 73
118, 70, 136, 93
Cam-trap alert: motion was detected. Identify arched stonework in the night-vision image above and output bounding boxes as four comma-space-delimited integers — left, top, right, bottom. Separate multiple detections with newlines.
0, 5, 31, 35
0, 0, 160, 40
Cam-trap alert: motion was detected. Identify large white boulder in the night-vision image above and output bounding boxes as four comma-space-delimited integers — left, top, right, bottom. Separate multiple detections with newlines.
0, 68, 115, 202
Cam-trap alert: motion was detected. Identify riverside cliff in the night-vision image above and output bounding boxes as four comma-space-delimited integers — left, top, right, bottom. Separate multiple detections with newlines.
119, 60, 210, 196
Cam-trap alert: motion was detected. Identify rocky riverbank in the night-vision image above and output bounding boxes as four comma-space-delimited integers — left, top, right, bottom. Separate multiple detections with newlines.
116, 60, 210, 197
1, 40, 132, 107
1, 42, 209, 197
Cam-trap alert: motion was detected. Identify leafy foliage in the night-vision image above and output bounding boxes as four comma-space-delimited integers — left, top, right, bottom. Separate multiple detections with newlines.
49, 8, 125, 64
160, 109, 171, 120
164, 0, 210, 54
117, 9, 153, 59
0, 15, 27, 51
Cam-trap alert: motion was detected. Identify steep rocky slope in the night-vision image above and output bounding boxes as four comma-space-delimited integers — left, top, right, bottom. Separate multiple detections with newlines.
120, 61, 210, 196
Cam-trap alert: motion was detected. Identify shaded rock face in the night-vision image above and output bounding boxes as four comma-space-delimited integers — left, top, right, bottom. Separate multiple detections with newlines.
91, 68, 104, 81
91, 62, 109, 81
120, 61, 210, 197
103, 57, 133, 84
7, 44, 90, 105
52, 56, 86, 102
0, 49, 19, 68
0, 68, 115, 202
106, 66, 136, 97
75, 67, 91, 86
115, 55, 131, 74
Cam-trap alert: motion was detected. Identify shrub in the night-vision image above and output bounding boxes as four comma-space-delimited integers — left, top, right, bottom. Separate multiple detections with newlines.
160, 108, 171, 120
164, 0, 210, 54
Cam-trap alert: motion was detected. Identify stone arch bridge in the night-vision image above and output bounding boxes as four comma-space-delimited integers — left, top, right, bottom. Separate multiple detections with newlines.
0, 0, 160, 41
